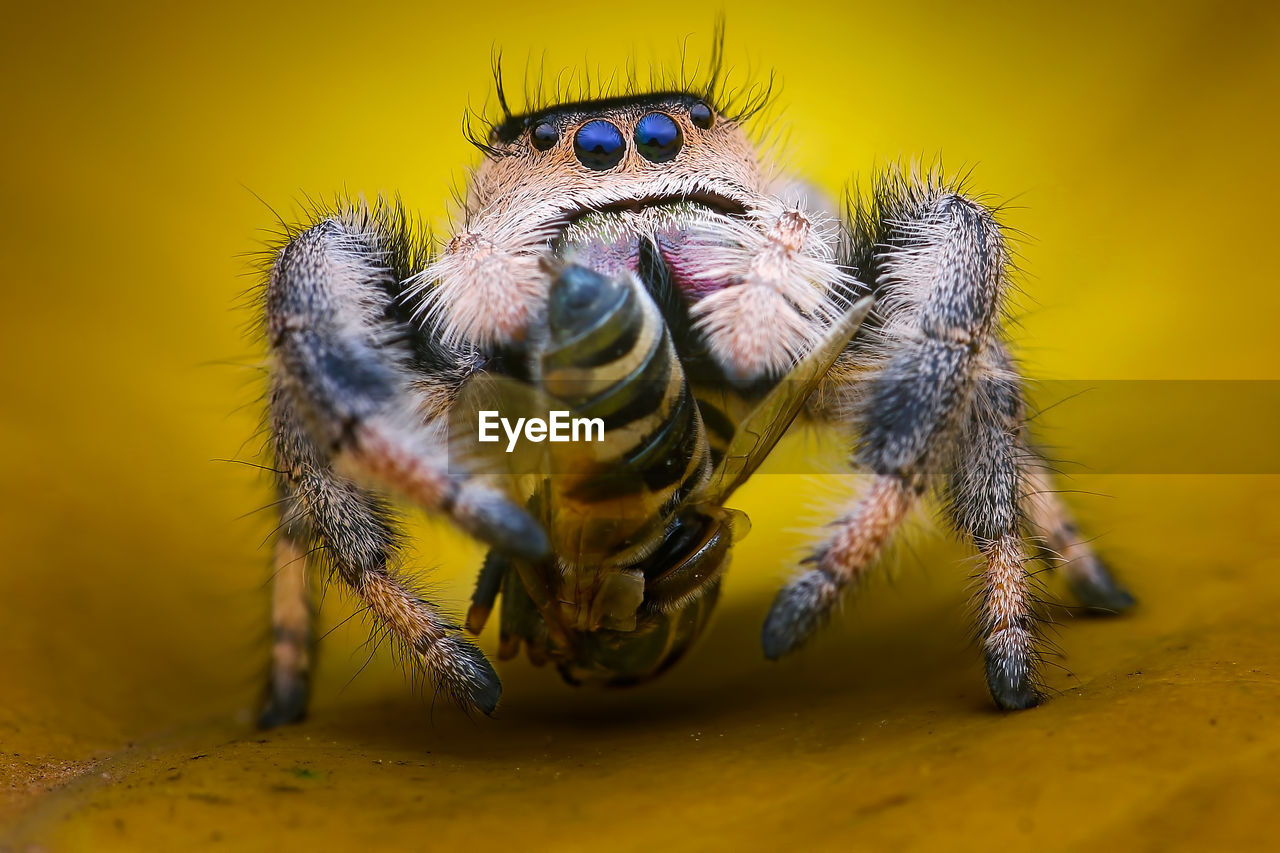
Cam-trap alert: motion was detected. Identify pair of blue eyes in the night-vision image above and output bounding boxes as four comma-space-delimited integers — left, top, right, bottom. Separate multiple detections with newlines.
578, 117, 677, 169
531, 111, 692, 170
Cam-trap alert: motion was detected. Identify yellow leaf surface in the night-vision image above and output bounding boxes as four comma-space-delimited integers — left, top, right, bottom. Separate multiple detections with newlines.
3, 1, 1279, 850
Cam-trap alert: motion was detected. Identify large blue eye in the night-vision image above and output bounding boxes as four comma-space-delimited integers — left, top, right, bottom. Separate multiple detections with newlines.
634, 112, 682, 163
574, 120, 625, 170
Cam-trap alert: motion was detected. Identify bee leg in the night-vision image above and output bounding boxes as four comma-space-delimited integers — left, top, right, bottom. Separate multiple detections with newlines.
1021, 454, 1136, 613
267, 397, 502, 717
466, 550, 508, 635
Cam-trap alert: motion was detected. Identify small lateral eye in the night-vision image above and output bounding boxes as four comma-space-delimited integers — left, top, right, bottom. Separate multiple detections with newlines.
634, 112, 682, 163
689, 102, 714, 130
531, 121, 559, 151
573, 120, 626, 170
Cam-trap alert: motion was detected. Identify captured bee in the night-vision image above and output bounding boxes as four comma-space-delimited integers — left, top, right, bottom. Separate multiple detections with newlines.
258, 33, 1135, 725
453, 262, 869, 687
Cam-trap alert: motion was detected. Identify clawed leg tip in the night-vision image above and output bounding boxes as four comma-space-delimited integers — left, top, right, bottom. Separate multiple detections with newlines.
450, 682, 500, 717
762, 571, 836, 660
472, 685, 501, 717
1067, 556, 1137, 615
507, 527, 551, 563
257, 689, 310, 730
454, 486, 550, 562
449, 637, 503, 716
762, 606, 813, 658
468, 667, 502, 716
1085, 592, 1137, 615
761, 569, 838, 660
761, 629, 800, 661
1071, 579, 1138, 615
990, 685, 1042, 711
985, 662, 1042, 711
485, 519, 550, 563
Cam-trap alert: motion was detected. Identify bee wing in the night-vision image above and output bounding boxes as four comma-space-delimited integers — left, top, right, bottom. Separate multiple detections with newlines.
698, 295, 874, 504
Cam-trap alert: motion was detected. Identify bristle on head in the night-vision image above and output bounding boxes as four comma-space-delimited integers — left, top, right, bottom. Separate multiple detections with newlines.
464, 19, 777, 153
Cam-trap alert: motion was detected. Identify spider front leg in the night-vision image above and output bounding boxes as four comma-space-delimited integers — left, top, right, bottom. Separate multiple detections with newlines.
1020, 453, 1136, 613
945, 367, 1043, 708
260, 206, 549, 723
266, 396, 506, 719
763, 173, 1050, 709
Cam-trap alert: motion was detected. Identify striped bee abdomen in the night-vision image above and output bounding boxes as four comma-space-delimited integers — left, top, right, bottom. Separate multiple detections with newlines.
536, 263, 711, 630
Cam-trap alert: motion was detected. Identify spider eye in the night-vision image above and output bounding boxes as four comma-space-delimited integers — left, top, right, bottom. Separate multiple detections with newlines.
634, 112, 682, 163
531, 121, 559, 151
689, 102, 714, 130
573, 120, 625, 170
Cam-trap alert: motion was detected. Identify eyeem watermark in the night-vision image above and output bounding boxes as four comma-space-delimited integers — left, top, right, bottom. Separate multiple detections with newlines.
477, 410, 605, 453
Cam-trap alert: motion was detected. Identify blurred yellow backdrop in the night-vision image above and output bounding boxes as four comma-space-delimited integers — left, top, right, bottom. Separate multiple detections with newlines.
2, 0, 1279, 850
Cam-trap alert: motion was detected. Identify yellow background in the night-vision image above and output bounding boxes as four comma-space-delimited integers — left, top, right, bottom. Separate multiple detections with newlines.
3, 0, 1279, 849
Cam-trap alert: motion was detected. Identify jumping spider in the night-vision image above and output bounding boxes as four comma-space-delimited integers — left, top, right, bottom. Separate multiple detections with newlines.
258, 44, 1135, 726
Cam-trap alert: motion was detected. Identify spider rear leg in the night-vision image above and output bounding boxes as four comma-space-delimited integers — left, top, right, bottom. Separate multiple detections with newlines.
268, 397, 502, 719
1022, 457, 1135, 613
259, 507, 314, 728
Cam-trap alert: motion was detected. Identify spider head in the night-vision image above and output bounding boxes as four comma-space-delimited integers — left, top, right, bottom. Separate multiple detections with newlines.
461, 92, 768, 316
469, 92, 760, 236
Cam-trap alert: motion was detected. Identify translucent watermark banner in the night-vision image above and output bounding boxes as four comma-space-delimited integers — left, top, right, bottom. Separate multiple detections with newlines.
445, 379, 1280, 476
